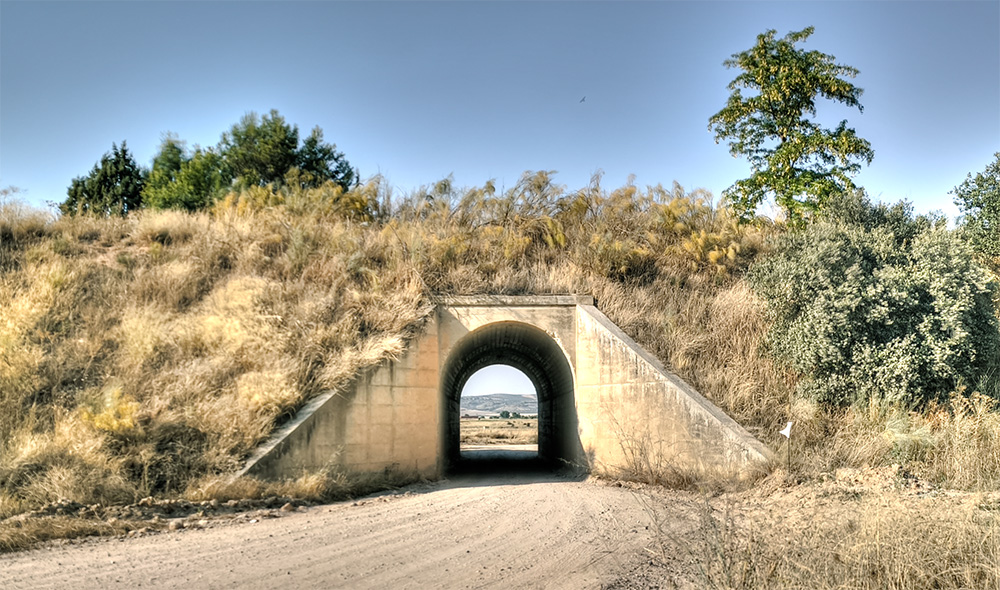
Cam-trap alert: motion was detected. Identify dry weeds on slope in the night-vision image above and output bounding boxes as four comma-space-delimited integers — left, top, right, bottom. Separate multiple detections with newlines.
0, 175, 773, 514
0, 189, 429, 522
620, 466, 1000, 590
3, 174, 1000, 562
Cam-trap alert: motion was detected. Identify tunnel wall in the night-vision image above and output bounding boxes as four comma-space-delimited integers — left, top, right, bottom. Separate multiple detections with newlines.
574, 304, 772, 475
438, 320, 580, 469
436, 296, 584, 469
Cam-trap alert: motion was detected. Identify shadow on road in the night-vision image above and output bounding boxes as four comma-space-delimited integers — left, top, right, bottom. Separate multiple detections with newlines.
442, 446, 589, 488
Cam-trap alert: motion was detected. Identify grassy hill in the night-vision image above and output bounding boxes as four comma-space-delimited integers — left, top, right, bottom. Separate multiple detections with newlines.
2, 174, 1000, 530
460, 394, 537, 416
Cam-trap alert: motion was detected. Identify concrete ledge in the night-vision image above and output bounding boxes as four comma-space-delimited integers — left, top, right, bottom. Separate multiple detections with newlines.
234, 389, 340, 479
438, 294, 593, 307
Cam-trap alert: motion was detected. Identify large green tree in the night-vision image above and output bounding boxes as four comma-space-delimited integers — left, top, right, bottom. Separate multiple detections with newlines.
953, 153, 1000, 258
219, 110, 299, 188
143, 141, 227, 212
218, 109, 356, 190
148, 134, 185, 184
709, 27, 874, 223
295, 126, 357, 189
61, 142, 145, 216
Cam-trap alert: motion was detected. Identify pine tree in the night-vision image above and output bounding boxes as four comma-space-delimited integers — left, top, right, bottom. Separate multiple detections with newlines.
62, 141, 145, 216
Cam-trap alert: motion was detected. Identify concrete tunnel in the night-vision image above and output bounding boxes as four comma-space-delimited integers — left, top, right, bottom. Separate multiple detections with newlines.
440, 321, 584, 471
239, 296, 772, 481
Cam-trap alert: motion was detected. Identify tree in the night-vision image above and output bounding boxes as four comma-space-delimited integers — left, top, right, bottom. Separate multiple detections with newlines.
148, 134, 185, 184
143, 135, 186, 208
709, 27, 874, 223
296, 126, 357, 189
61, 141, 145, 216
219, 110, 300, 188
143, 145, 227, 211
953, 153, 1000, 258
218, 110, 357, 191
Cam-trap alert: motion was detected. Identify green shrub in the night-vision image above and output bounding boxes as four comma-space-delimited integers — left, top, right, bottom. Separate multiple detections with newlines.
750, 197, 1000, 407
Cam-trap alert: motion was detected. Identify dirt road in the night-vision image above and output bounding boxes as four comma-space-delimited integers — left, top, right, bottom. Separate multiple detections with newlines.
1, 471, 697, 589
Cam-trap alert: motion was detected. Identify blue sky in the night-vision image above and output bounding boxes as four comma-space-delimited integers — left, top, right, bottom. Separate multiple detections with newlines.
2, 1, 998, 221
463, 364, 535, 398
3, 1, 997, 397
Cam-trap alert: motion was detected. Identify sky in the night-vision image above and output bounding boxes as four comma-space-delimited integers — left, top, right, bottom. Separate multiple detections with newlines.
462, 364, 535, 398
1, 0, 998, 221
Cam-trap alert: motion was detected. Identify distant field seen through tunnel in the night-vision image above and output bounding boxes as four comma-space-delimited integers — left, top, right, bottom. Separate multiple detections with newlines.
459, 364, 539, 450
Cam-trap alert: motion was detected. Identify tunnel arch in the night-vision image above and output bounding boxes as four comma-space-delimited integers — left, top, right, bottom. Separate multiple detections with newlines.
441, 321, 583, 471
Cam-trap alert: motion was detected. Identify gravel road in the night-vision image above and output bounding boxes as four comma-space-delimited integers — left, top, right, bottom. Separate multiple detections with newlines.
1, 471, 696, 589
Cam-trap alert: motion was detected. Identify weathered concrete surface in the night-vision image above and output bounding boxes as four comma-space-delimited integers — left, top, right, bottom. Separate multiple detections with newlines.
574, 305, 772, 476
240, 295, 771, 480
239, 313, 442, 480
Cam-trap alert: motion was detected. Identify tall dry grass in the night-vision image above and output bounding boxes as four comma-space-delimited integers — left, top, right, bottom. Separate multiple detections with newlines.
648, 492, 1000, 590
3, 171, 1000, 530
1, 189, 430, 516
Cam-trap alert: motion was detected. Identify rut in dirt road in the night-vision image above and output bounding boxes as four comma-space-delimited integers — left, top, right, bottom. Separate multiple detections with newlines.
1, 473, 701, 590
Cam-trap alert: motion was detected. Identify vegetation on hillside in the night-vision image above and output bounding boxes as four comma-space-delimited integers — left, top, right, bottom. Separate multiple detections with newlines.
3, 28, 1000, 582
4, 168, 1000, 518
953, 152, 1000, 263
60, 110, 356, 216
1, 174, 765, 514
751, 191, 999, 407
62, 142, 146, 217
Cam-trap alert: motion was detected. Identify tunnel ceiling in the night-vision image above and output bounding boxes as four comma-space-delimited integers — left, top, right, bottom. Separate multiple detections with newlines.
442, 321, 580, 467
442, 322, 573, 404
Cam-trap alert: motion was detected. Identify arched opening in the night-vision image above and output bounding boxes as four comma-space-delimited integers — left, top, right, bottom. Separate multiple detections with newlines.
459, 364, 538, 455
441, 322, 583, 473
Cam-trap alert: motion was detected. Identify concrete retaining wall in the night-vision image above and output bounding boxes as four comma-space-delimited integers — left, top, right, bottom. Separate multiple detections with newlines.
239, 296, 772, 481
575, 305, 772, 476
239, 315, 442, 480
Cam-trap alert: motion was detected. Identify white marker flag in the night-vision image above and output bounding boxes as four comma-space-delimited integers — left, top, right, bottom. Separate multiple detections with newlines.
779, 421, 793, 439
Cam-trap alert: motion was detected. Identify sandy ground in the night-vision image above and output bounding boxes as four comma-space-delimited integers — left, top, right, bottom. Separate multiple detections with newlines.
0, 471, 696, 590
7, 462, 982, 589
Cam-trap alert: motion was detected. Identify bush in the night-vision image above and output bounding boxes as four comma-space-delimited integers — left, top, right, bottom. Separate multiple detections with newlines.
750, 196, 1000, 407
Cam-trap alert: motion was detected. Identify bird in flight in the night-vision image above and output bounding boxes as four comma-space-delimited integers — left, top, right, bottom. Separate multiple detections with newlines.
580, 96, 586, 103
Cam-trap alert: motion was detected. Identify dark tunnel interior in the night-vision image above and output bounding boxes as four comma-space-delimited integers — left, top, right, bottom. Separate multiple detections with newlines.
441, 322, 584, 474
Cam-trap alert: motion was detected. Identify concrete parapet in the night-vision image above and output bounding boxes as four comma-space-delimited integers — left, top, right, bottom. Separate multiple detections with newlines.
438, 295, 593, 307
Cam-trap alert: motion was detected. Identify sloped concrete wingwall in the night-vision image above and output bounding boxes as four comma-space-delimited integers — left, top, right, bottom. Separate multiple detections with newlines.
239, 314, 443, 480
575, 304, 772, 475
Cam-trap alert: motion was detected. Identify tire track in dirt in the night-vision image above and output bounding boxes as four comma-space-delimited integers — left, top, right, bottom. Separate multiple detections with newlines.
1, 473, 695, 589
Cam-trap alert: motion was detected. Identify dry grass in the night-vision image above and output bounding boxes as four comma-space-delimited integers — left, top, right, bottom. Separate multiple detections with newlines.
184, 468, 425, 505
3, 171, 1000, 566
0, 516, 150, 553
0, 195, 430, 516
648, 480, 1000, 590
460, 418, 538, 445
4, 176, 772, 520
